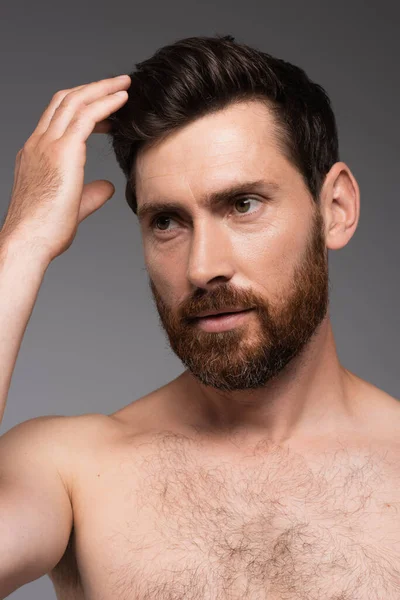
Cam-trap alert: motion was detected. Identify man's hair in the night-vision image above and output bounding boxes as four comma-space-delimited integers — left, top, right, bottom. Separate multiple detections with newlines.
107, 34, 339, 215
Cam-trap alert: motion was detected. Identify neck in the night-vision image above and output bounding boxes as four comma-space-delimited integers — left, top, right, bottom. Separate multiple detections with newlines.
172, 317, 358, 446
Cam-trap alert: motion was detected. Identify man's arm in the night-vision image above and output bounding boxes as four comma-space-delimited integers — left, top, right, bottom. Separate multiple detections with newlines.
0, 415, 73, 598
0, 72, 131, 425
0, 73, 131, 597
0, 234, 51, 425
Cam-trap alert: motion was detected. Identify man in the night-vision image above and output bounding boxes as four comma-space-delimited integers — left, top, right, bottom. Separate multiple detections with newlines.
0, 34, 399, 599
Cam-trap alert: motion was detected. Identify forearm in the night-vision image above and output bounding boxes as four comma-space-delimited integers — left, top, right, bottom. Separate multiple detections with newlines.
0, 232, 51, 426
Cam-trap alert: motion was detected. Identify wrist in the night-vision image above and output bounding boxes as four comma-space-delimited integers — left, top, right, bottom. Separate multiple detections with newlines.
0, 228, 52, 273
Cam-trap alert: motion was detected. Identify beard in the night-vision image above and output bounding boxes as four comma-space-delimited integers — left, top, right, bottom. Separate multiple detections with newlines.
148, 205, 330, 392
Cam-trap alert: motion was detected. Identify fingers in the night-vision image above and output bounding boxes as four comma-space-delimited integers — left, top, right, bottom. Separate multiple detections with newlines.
40, 75, 131, 142
30, 84, 87, 138
60, 91, 128, 143
29, 75, 130, 142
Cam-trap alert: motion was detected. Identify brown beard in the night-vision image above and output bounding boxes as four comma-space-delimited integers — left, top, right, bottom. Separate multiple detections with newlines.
148, 205, 330, 392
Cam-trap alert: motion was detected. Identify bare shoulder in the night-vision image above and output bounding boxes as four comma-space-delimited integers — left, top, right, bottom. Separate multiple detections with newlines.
1, 385, 171, 483
0, 412, 112, 459
0, 412, 122, 495
106, 378, 180, 433
348, 374, 400, 466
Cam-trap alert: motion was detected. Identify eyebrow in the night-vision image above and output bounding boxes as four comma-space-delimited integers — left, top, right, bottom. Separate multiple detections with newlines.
136, 179, 280, 223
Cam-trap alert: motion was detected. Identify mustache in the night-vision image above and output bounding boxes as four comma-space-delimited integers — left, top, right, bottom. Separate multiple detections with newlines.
180, 288, 259, 321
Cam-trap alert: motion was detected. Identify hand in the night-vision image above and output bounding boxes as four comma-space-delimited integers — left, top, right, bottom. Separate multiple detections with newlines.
2, 74, 131, 262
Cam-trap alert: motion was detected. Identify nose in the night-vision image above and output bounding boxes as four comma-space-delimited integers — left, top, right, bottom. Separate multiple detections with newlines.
186, 219, 235, 289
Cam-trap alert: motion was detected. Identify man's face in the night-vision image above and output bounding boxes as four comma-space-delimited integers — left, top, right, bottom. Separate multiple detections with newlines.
135, 100, 330, 391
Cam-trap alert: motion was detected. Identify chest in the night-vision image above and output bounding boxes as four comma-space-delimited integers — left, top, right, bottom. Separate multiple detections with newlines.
50, 434, 400, 599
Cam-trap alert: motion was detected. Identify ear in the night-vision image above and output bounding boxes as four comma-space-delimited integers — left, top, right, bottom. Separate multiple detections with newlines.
320, 162, 360, 251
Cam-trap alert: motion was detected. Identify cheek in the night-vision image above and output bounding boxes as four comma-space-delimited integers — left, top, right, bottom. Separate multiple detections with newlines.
143, 241, 167, 283
242, 212, 308, 297
146, 257, 180, 305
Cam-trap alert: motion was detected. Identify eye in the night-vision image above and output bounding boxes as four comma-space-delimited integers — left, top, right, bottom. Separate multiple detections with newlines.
149, 196, 263, 233
150, 214, 179, 232
232, 196, 262, 215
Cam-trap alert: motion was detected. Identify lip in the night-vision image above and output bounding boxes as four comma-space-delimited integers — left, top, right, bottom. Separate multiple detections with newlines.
194, 309, 254, 332
191, 307, 253, 319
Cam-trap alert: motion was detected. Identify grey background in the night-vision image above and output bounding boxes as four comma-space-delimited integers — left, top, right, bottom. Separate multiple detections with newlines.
1, 0, 399, 597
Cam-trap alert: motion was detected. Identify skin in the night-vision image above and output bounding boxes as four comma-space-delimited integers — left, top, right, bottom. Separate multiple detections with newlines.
47, 98, 400, 599
132, 98, 375, 447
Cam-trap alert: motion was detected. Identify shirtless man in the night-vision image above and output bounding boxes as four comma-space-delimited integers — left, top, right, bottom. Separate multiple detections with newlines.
0, 35, 399, 599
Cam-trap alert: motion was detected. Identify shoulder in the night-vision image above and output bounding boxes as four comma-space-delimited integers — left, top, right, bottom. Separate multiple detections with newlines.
0, 413, 119, 498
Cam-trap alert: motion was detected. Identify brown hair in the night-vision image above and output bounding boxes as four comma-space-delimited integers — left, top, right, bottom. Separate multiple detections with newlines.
107, 34, 339, 214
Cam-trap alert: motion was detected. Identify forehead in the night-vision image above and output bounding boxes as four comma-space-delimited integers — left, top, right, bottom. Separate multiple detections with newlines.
135, 100, 293, 205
